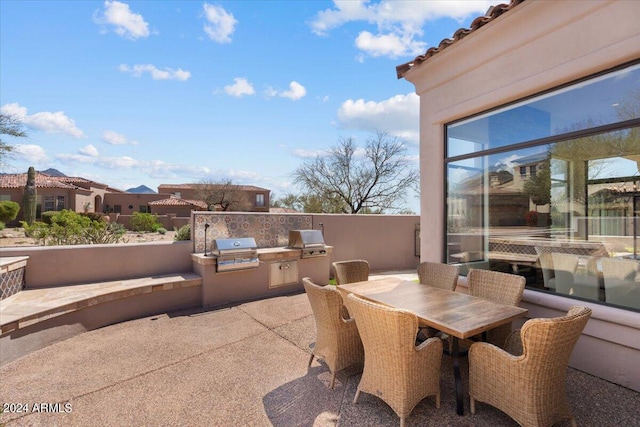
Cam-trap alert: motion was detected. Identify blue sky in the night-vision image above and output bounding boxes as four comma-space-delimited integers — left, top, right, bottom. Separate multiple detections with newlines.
1, 0, 502, 213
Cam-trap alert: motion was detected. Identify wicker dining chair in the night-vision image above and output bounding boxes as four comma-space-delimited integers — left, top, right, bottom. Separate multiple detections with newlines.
467, 269, 526, 348
469, 305, 591, 427
332, 260, 370, 285
417, 261, 460, 290
345, 293, 442, 427
416, 262, 460, 340
303, 278, 364, 389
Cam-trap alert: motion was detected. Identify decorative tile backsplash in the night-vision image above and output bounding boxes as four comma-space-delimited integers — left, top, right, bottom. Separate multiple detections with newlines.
192, 212, 313, 253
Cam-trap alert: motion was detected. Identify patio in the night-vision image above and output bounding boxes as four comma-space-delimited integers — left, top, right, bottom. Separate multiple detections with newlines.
1, 273, 638, 426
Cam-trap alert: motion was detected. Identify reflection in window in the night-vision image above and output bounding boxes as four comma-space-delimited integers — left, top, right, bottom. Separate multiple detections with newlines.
445, 61, 640, 311
447, 63, 640, 156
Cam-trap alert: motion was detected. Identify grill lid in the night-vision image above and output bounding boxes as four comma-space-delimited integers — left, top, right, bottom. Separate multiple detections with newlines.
212, 238, 257, 254
288, 230, 325, 248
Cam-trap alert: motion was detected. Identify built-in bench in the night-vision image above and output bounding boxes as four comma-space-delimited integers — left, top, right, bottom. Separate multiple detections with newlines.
0, 273, 202, 335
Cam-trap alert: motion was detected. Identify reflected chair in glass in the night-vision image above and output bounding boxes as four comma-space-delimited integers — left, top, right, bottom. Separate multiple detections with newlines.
535, 247, 556, 290
345, 293, 442, 427
552, 253, 599, 300
303, 277, 364, 389
469, 305, 591, 427
600, 257, 640, 310
467, 269, 526, 348
332, 260, 370, 285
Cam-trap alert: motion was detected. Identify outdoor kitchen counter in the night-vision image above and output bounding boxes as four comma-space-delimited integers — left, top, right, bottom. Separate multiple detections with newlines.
190, 246, 333, 264
191, 247, 333, 307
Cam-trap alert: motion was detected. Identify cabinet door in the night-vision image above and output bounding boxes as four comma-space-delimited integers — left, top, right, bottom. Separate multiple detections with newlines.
270, 261, 298, 288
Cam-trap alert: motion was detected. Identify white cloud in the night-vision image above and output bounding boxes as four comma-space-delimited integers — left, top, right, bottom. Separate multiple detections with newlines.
337, 92, 419, 143
265, 81, 307, 101
119, 64, 191, 81
292, 148, 327, 159
224, 78, 255, 97
55, 152, 210, 180
203, 3, 237, 43
280, 81, 307, 101
79, 144, 99, 157
102, 130, 138, 145
13, 144, 48, 163
355, 31, 424, 58
95, 1, 150, 40
309, 0, 497, 58
1, 103, 85, 138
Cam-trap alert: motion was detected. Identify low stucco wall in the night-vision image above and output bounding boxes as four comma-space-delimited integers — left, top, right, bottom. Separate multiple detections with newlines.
1, 241, 193, 288
313, 214, 420, 272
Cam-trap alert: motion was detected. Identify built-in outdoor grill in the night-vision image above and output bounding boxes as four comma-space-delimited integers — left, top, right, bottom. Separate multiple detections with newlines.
211, 238, 260, 272
288, 230, 327, 258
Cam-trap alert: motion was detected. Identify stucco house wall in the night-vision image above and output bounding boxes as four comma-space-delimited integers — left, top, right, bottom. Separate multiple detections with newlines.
400, 0, 640, 391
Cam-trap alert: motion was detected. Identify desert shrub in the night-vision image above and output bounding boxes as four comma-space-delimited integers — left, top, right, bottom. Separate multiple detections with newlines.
0, 200, 20, 223
174, 224, 191, 241
23, 209, 126, 245
80, 212, 107, 222
0, 221, 5, 231
131, 212, 160, 232
82, 222, 127, 244
41, 211, 57, 225
157, 227, 167, 235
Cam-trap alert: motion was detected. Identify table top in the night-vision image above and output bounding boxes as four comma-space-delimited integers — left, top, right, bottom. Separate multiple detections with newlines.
338, 277, 528, 339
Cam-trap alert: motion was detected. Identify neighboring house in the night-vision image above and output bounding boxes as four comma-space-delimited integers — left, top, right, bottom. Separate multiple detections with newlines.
0, 171, 272, 221
157, 184, 270, 212
148, 196, 208, 217
397, 0, 640, 391
0, 172, 116, 223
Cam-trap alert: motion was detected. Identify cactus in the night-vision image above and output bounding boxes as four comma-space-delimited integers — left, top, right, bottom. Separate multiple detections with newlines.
22, 166, 37, 225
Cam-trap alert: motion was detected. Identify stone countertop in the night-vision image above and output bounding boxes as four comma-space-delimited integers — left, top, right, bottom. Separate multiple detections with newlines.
0, 256, 29, 274
191, 246, 333, 265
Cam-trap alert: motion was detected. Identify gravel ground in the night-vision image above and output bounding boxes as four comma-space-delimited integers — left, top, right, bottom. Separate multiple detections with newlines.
0, 227, 178, 247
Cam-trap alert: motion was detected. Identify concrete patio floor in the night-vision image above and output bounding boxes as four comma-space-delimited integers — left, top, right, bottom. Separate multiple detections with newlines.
1, 281, 639, 426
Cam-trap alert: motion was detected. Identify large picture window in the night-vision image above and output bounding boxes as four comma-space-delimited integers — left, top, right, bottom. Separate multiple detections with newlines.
445, 62, 640, 312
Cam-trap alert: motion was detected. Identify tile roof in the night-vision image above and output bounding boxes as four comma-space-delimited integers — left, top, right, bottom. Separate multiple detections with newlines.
158, 183, 270, 192
148, 196, 208, 209
396, 0, 525, 79
0, 172, 80, 190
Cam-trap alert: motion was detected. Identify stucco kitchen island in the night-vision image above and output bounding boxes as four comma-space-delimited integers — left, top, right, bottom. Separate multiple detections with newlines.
192, 246, 332, 307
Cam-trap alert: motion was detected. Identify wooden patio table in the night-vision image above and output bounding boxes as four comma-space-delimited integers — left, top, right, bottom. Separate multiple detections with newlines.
337, 277, 528, 416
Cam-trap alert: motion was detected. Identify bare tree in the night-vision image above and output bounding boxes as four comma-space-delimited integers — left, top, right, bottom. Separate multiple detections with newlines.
1, 112, 28, 167
293, 131, 418, 213
195, 179, 249, 211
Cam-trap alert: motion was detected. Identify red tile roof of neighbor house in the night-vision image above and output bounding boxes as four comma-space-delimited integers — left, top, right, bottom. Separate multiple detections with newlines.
148, 196, 208, 209
0, 172, 96, 190
158, 183, 270, 192
396, 0, 525, 79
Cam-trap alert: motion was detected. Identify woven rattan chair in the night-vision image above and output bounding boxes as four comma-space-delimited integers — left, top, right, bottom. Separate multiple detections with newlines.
303, 278, 364, 389
345, 293, 442, 427
416, 262, 460, 340
332, 260, 370, 285
467, 269, 525, 348
469, 305, 591, 427
417, 261, 459, 290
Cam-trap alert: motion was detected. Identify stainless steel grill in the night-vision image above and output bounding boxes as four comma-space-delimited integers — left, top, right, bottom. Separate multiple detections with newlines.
288, 230, 327, 258
211, 238, 259, 272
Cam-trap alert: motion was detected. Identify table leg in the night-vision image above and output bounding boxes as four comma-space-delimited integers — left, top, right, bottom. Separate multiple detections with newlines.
452, 337, 464, 415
